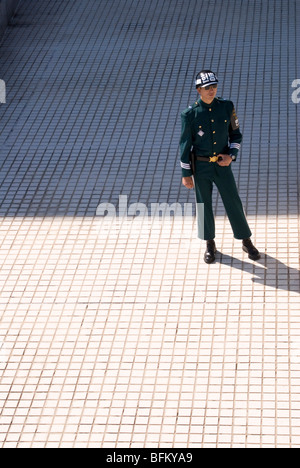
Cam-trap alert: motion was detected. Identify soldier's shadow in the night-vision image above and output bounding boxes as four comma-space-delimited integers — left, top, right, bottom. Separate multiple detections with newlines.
216, 253, 300, 294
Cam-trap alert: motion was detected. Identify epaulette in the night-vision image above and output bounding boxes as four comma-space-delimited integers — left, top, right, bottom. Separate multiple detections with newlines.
182, 100, 199, 115
216, 96, 227, 102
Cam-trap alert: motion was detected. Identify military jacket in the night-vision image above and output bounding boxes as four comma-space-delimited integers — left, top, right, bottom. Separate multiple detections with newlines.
180, 97, 242, 177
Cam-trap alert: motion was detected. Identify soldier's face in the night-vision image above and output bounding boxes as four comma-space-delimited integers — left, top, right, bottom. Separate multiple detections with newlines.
197, 85, 218, 103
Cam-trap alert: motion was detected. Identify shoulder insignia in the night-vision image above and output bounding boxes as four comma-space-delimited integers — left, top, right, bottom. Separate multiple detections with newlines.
182, 101, 199, 115
231, 107, 240, 129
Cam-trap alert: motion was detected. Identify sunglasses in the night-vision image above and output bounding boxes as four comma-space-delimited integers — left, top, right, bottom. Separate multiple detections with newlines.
202, 84, 218, 91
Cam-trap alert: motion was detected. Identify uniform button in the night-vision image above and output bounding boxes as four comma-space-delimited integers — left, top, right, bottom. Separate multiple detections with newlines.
213, 131, 216, 134
209, 108, 212, 111
214, 142, 217, 145
211, 119, 214, 123
225, 120, 227, 122
213, 152, 217, 156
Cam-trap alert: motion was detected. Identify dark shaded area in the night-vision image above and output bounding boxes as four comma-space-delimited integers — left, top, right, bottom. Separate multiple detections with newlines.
0, 0, 299, 217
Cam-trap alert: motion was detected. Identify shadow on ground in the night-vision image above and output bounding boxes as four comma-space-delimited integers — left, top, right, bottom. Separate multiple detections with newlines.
217, 253, 300, 294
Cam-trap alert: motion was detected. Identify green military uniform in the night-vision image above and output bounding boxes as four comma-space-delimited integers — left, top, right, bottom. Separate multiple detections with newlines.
180, 96, 252, 241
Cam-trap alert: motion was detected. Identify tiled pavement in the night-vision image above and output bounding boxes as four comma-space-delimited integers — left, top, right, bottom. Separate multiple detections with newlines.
0, 0, 300, 448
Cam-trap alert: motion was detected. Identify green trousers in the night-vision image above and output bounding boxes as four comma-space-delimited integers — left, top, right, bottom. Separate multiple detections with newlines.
194, 162, 252, 241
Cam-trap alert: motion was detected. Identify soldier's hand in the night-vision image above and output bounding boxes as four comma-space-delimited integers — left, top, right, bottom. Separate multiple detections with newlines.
182, 177, 194, 189
217, 154, 232, 166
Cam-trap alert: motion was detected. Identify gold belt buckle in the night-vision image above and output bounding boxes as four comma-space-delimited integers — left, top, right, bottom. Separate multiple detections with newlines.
209, 156, 219, 163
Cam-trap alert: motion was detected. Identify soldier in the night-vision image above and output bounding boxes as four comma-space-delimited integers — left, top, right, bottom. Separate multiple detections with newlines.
180, 70, 260, 264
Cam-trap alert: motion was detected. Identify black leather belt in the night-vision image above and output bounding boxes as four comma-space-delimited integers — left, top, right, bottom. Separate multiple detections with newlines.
197, 156, 220, 163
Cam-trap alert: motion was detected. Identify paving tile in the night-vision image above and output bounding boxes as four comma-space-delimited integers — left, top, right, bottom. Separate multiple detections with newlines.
0, 0, 299, 449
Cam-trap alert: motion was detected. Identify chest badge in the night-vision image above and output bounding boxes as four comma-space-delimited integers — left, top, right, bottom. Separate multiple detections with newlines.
198, 130, 205, 137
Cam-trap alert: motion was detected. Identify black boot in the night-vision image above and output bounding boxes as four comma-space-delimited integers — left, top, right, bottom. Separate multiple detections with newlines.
242, 238, 261, 261
204, 240, 217, 264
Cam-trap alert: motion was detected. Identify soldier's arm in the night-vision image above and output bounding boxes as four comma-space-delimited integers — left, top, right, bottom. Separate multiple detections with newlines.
228, 104, 243, 161
180, 111, 194, 177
